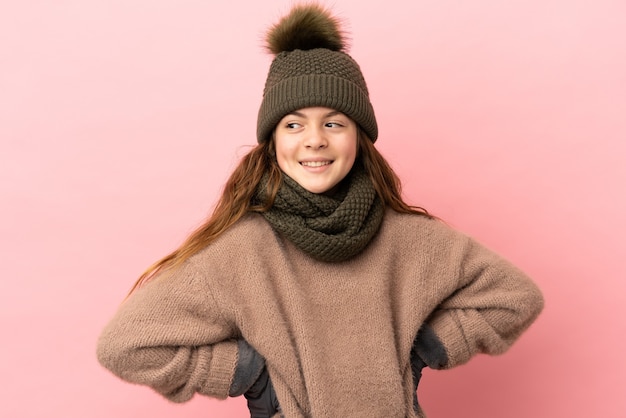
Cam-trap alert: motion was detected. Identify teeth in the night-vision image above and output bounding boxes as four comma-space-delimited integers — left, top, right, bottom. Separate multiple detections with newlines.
301, 161, 331, 167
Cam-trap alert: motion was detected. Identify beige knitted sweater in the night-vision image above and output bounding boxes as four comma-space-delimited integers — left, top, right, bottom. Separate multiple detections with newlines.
97, 209, 543, 417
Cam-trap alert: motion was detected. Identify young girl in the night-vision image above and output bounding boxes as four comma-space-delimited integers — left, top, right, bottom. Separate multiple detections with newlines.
97, 4, 544, 417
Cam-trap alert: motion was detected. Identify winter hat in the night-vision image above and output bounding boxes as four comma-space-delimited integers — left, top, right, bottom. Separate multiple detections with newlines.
256, 3, 378, 143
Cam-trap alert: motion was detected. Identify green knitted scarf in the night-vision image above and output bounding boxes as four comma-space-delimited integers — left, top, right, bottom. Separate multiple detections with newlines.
255, 166, 384, 262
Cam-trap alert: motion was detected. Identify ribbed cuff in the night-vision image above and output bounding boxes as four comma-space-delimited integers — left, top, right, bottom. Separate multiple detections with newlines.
201, 340, 239, 399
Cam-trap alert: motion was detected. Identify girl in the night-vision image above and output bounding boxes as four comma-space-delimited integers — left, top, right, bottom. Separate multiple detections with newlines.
97, 4, 544, 417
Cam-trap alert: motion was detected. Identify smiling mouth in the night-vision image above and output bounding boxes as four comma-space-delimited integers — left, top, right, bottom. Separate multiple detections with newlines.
301, 161, 332, 167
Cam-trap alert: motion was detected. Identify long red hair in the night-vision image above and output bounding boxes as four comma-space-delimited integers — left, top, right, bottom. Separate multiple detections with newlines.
127, 130, 430, 295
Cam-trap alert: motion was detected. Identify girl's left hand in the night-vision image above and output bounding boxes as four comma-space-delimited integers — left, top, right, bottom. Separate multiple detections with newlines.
244, 367, 281, 418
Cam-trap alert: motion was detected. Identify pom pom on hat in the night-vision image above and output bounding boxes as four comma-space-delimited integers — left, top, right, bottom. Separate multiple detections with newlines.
265, 3, 347, 54
256, 3, 378, 143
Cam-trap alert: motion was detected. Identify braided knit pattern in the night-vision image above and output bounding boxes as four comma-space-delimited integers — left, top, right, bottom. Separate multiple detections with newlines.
256, 167, 384, 262
264, 49, 370, 94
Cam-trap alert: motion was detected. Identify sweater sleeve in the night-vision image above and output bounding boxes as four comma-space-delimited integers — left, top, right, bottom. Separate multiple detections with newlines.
424, 235, 544, 369
96, 260, 238, 402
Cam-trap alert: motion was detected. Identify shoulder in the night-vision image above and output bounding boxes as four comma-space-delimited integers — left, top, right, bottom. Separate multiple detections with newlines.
220, 213, 274, 241
381, 210, 534, 280
382, 209, 467, 244
373, 209, 477, 264
188, 213, 278, 265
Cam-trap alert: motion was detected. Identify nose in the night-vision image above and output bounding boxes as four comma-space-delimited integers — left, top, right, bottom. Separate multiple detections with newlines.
304, 126, 328, 149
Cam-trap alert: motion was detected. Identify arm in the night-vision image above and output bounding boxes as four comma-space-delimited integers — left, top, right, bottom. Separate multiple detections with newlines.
416, 236, 544, 369
96, 262, 239, 402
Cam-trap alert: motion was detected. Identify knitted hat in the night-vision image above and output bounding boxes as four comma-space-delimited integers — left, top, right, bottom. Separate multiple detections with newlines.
256, 3, 378, 143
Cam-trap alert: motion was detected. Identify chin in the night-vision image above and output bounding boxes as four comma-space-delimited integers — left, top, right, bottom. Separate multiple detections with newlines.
306, 187, 328, 194
303, 184, 332, 194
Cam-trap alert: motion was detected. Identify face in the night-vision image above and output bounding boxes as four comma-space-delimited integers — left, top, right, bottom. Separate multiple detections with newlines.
274, 107, 358, 194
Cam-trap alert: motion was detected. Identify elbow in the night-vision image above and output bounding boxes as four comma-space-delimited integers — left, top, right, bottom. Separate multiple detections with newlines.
500, 280, 544, 346
96, 328, 130, 378
96, 337, 190, 402
95, 325, 150, 383
520, 281, 545, 327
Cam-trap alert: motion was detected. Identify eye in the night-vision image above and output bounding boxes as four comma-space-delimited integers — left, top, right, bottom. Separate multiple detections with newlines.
325, 122, 344, 128
286, 122, 302, 129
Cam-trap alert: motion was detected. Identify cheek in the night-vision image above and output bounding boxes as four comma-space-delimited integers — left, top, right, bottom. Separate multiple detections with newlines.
276, 153, 288, 172
344, 136, 358, 166
273, 138, 292, 171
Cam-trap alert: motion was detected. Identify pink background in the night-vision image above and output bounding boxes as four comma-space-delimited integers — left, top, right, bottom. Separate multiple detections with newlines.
1, 0, 624, 417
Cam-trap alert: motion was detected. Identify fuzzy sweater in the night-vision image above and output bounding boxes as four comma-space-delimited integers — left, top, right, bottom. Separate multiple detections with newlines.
97, 209, 544, 417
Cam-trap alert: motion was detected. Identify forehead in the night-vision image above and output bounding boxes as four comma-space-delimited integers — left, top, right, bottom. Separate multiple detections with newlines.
281, 107, 349, 119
